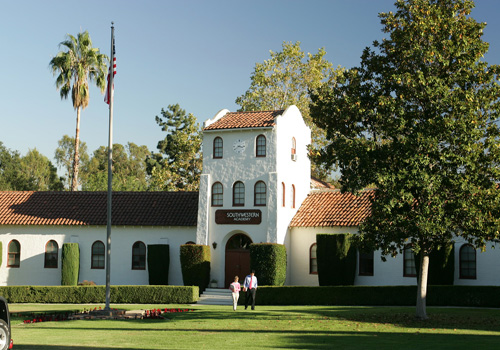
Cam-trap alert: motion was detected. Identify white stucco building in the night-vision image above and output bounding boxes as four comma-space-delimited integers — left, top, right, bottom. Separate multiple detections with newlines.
1, 106, 499, 287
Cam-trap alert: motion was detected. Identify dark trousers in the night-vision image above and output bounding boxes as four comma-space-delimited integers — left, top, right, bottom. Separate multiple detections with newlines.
245, 288, 256, 310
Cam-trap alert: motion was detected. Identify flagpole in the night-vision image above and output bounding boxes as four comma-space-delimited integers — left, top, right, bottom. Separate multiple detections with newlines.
105, 22, 115, 312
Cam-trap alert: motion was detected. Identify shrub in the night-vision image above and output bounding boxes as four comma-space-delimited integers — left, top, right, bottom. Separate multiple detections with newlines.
180, 244, 210, 294
147, 244, 170, 285
317, 234, 356, 286
61, 243, 80, 286
250, 243, 287, 286
0, 285, 199, 304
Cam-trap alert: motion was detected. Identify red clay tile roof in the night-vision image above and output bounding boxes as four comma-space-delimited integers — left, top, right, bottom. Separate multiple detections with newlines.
290, 189, 374, 227
203, 110, 284, 131
0, 191, 198, 226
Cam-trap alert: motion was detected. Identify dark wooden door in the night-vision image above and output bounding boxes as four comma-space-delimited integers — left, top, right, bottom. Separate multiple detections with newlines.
225, 249, 250, 288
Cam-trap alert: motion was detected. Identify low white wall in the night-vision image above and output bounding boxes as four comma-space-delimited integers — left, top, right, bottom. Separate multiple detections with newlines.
0, 225, 196, 286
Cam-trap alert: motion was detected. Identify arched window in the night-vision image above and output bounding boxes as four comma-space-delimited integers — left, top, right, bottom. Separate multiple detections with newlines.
233, 181, 245, 206
310, 243, 317, 274
44, 240, 59, 268
212, 182, 223, 206
132, 241, 146, 270
254, 181, 266, 206
7, 240, 20, 267
359, 250, 374, 276
291, 184, 296, 208
291, 137, 297, 161
403, 246, 416, 277
460, 244, 476, 279
256, 135, 266, 157
213, 137, 223, 159
282, 182, 286, 207
91, 241, 105, 269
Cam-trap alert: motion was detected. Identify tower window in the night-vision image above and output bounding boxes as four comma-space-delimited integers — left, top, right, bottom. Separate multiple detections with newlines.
254, 181, 266, 206
212, 182, 223, 206
213, 137, 223, 159
256, 135, 266, 157
233, 181, 245, 206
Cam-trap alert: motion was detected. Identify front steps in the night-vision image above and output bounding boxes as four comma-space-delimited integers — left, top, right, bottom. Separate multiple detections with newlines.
197, 288, 233, 305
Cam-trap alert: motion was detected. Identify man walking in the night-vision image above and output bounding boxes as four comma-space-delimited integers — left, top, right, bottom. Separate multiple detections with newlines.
243, 270, 257, 310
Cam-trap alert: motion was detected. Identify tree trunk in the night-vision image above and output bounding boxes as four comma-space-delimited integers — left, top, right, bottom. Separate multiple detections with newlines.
416, 252, 429, 320
71, 107, 81, 191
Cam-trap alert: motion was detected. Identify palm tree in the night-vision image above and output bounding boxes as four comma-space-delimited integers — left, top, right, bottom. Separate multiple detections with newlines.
49, 31, 108, 191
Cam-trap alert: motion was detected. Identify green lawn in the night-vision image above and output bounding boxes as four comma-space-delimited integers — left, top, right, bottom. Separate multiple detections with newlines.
8, 304, 500, 349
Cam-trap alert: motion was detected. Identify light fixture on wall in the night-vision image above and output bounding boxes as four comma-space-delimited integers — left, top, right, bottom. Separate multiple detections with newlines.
212, 241, 217, 249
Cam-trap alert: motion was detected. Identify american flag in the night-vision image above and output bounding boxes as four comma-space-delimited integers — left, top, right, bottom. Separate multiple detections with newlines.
104, 37, 116, 105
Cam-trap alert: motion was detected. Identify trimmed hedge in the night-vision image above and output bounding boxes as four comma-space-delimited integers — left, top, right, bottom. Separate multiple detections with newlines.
1, 284, 498, 307
0, 285, 199, 304
61, 243, 80, 286
248, 285, 500, 307
250, 243, 287, 286
147, 244, 170, 285
180, 244, 210, 294
317, 234, 356, 286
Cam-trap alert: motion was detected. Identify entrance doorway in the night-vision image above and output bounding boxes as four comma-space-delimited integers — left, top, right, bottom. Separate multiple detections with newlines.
225, 234, 252, 288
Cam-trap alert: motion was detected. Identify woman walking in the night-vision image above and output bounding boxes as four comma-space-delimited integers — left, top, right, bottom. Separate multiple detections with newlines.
229, 276, 241, 311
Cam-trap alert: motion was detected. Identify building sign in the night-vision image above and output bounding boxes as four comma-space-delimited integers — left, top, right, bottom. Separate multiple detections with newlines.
215, 210, 262, 225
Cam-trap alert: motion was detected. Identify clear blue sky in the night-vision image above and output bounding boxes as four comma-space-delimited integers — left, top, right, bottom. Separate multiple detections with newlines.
1, 0, 499, 166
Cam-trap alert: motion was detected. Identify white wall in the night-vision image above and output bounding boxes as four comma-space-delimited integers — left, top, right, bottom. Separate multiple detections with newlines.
289, 226, 418, 286
275, 106, 311, 245
289, 226, 500, 286
0, 225, 196, 286
453, 238, 500, 286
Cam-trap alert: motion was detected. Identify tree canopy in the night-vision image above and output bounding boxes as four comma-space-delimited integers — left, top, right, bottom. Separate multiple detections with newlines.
81, 142, 150, 191
147, 104, 202, 191
54, 135, 90, 190
310, 0, 500, 319
49, 31, 108, 191
236, 41, 342, 180
1, 142, 63, 191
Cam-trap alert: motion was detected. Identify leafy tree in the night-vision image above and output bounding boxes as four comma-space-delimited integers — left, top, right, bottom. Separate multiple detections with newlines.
54, 135, 89, 190
1, 143, 63, 191
236, 41, 342, 179
81, 142, 150, 191
0, 142, 24, 190
49, 31, 108, 191
310, 0, 500, 319
20, 149, 64, 191
147, 104, 202, 191
0, 141, 21, 191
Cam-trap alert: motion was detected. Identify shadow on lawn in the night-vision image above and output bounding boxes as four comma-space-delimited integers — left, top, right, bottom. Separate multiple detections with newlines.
272, 306, 500, 333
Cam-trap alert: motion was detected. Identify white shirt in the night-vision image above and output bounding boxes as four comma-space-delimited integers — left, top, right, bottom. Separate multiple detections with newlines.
244, 274, 257, 289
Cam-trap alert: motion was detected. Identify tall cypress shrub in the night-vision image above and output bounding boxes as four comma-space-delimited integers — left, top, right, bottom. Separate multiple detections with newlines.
250, 243, 287, 286
61, 243, 80, 286
317, 233, 356, 286
180, 244, 210, 294
147, 244, 170, 285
